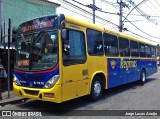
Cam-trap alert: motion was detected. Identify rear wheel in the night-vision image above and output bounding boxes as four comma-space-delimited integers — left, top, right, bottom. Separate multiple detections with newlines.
140, 70, 146, 85
90, 76, 103, 101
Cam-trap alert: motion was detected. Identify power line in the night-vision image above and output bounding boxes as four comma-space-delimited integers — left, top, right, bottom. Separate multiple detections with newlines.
67, 0, 159, 43
70, 0, 160, 41
60, 5, 111, 27
124, 17, 160, 40
123, 0, 148, 22
124, 13, 160, 17
124, 19, 146, 22
127, 29, 159, 43
148, 0, 160, 14
69, 0, 119, 26
59, 0, 119, 27
96, 9, 118, 15
154, 0, 160, 8
144, 2, 157, 14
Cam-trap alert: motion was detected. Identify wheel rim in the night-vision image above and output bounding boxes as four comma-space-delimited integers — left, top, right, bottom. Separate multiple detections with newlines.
142, 72, 146, 82
93, 81, 101, 97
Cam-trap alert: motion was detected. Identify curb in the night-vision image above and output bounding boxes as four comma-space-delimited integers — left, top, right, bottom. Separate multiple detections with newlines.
0, 98, 28, 106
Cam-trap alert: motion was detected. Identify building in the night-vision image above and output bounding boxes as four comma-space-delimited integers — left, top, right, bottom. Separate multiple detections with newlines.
0, 0, 60, 90
0, 0, 60, 42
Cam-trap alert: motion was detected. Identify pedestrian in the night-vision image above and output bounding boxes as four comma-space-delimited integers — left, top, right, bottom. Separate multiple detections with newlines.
0, 58, 7, 91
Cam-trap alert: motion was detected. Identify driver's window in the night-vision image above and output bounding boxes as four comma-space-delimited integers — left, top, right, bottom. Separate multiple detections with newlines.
62, 29, 86, 66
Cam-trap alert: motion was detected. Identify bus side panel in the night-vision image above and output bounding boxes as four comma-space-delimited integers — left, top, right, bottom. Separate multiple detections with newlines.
108, 58, 141, 88
87, 56, 107, 89
107, 58, 122, 88
139, 58, 158, 78
127, 59, 140, 83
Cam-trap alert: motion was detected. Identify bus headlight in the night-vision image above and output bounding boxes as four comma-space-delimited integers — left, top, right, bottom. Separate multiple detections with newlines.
44, 75, 59, 89
13, 76, 21, 86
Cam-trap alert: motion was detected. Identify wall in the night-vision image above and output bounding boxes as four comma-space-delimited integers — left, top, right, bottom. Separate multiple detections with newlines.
2, 0, 56, 30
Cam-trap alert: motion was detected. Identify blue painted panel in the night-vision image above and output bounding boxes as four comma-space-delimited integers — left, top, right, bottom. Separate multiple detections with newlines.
108, 58, 121, 88
107, 58, 157, 88
14, 67, 59, 88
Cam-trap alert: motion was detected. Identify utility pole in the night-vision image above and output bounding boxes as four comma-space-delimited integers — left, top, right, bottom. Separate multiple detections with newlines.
86, 0, 100, 24
7, 18, 11, 98
0, 0, 2, 26
119, 0, 123, 32
93, 0, 95, 24
0, 0, 3, 42
117, 0, 130, 32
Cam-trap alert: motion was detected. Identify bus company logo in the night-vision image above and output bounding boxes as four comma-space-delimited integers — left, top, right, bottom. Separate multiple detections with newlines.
120, 60, 137, 70
110, 60, 116, 69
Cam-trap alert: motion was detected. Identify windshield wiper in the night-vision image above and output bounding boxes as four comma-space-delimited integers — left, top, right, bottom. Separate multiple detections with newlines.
33, 30, 46, 44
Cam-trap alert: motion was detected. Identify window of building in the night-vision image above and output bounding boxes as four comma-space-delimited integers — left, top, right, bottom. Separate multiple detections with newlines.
130, 40, 139, 57
62, 29, 86, 66
103, 33, 119, 56
87, 29, 103, 56
119, 37, 130, 57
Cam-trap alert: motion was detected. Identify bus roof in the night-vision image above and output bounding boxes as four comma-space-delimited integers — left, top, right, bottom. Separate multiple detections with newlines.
64, 14, 156, 46
18, 14, 156, 46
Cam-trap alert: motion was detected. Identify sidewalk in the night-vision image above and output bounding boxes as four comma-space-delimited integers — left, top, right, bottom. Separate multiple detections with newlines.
0, 90, 27, 106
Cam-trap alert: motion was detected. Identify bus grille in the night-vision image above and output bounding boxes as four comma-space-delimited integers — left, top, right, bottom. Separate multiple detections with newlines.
24, 89, 39, 96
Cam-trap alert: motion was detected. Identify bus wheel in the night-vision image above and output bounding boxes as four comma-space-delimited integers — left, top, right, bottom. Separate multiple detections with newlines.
90, 76, 103, 101
140, 70, 146, 85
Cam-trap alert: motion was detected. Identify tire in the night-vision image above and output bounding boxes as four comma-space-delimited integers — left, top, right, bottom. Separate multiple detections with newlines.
140, 70, 146, 85
90, 76, 103, 101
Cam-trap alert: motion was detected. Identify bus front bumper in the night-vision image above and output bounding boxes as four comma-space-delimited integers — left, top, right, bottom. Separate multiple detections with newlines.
13, 83, 62, 103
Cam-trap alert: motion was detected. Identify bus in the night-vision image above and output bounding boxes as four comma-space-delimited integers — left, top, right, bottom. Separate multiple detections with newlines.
13, 14, 158, 103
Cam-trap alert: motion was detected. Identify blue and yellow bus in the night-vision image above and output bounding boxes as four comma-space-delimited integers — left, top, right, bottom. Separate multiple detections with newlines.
13, 14, 157, 103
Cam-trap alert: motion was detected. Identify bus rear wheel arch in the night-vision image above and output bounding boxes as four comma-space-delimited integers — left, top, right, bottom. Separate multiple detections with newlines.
90, 74, 106, 101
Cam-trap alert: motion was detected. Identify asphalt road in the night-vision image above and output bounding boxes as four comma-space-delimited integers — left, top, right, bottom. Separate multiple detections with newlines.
1, 68, 160, 118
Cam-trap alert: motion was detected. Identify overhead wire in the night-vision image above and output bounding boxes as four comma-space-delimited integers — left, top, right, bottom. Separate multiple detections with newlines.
123, 0, 149, 22
68, 0, 119, 26
60, 4, 112, 27
71, 0, 160, 42
123, 16, 160, 40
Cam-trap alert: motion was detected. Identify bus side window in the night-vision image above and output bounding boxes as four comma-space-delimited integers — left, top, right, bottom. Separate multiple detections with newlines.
130, 40, 139, 57
119, 37, 130, 57
139, 43, 146, 57
62, 29, 86, 66
103, 33, 119, 56
146, 45, 151, 57
86, 28, 103, 56
151, 46, 156, 58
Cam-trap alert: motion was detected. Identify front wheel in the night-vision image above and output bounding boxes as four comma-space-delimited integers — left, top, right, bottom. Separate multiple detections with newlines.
90, 76, 103, 101
140, 70, 146, 85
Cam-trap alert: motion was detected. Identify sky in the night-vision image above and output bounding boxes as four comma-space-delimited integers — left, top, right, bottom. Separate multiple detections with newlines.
50, 0, 160, 45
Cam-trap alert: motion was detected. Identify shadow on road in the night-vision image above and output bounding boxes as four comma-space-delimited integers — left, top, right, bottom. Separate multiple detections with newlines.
16, 78, 157, 116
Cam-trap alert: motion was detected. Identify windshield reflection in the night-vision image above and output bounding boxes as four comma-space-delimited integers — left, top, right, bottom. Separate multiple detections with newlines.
15, 30, 58, 72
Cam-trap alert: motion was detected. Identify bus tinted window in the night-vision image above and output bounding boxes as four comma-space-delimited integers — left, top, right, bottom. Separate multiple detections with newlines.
119, 37, 130, 57
145, 45, 151, 57
87, 29, 103, 55
62, 29, 86, 65
151, 46, 156, 58
130, 40, 139, 57
139, 43, 146, 57
103, 33, 119, 56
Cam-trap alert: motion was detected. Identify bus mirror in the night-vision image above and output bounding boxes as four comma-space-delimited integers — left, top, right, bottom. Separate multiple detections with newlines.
62, 29, 67, 40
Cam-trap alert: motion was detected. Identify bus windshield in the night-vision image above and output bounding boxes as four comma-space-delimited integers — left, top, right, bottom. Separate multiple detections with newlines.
15, 30, 58, 72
